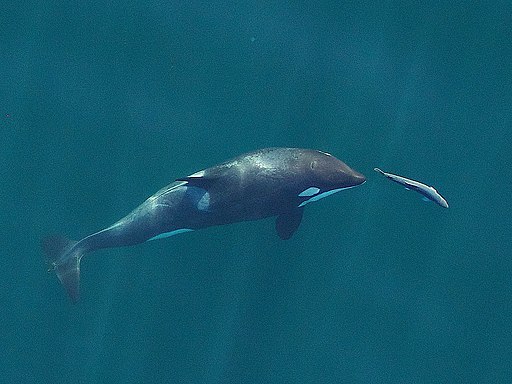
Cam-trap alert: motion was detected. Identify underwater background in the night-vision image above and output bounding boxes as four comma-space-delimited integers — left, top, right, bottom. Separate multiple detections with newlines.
1, 2, 511, 383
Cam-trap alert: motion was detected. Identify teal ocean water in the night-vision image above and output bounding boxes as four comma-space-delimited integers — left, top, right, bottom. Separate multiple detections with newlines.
2, 2, 511, 383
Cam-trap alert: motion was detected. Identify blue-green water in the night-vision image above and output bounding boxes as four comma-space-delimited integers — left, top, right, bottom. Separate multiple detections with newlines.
2, 2, 511, 383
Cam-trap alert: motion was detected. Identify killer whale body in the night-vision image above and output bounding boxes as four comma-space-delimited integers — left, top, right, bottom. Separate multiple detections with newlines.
42, 148, 366, 302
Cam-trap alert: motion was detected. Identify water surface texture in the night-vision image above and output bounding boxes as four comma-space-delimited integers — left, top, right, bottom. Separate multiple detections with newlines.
1, 2, 511, 383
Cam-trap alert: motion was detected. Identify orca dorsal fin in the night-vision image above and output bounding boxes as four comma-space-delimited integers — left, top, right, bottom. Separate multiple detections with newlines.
176, 175, 220, 189
275, 208, 304, 240
176, 166, 232, 190
176, 169, 222, 188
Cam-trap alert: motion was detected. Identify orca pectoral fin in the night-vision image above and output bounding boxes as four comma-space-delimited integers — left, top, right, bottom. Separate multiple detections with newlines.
275, 208, 304, 240
421, 196, 431, 202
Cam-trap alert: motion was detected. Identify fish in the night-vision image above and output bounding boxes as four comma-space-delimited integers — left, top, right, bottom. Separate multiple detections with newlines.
42, 148, 366, 302
374, 167, 449, 208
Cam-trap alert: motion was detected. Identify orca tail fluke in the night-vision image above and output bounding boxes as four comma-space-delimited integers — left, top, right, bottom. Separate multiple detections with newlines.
41, 235, 82, 303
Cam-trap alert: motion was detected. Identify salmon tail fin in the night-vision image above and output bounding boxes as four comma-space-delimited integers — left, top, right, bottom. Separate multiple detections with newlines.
41, 235, 83, 303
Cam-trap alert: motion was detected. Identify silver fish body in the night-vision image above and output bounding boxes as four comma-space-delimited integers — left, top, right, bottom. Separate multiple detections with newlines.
374, 168, 449, 208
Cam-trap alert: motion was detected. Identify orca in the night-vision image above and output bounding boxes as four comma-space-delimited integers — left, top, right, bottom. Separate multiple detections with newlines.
42, 148, 365, 302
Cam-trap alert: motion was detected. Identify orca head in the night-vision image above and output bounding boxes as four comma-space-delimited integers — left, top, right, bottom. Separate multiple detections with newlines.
307, 150, 366, 189
296, 150, 365, 207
